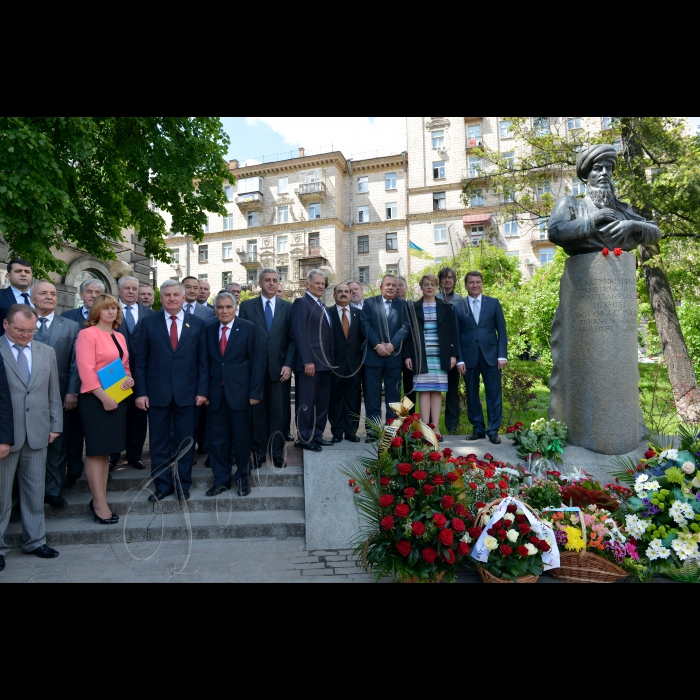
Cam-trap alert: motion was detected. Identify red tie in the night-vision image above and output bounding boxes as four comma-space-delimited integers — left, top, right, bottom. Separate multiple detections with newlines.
220, 326, 229, 356
170, 316, 179, 351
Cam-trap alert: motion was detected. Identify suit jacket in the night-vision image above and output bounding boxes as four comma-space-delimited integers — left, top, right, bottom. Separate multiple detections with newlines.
184, 302, 214, 321
404, 299, 458, 374
291, 294, 335, 373
0, 336, 63, 451
361, 296, 411, 369
62, 307, 89, 328
134, 312, 209, 407
239, 296, 296, 381
454, 295, 508, 369
207, 318, 264, 412
0, 355, 15, 446
116, 304, 155, 389
0, 287, 29, 337
35, 315, 81, 398
328, 305, 365, 378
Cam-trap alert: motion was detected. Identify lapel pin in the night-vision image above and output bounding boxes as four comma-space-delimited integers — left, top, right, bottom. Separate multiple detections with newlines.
186, 324, 190, 328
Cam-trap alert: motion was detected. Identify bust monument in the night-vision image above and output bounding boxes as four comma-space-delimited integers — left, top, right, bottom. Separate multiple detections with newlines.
548, 145, 662, 455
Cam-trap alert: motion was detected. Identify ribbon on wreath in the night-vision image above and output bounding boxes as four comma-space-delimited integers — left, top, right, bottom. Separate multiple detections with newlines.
379, 397, 439, 456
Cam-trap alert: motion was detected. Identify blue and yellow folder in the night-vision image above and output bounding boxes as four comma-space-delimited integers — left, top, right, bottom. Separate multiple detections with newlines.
97, 360, 133, 404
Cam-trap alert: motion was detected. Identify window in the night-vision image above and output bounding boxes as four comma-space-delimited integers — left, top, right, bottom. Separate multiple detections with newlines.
198, 245, 208, 263
247, 269, 257, 286
500, 120, 513, 139
222, 272, 233, 287
503, 188, 515, 204
308, 233, 320, 252
385, 172, 397, 190
278, 206, 289, 224
222, 243, 233, 260
567, 117, 583, 131
277, 267, 288, 283
468, 156, 482, 178
538, 218, 548, 239
248, 211, 259, 227
507, 251, 520, 264
467, 124, 482, 146
358, 267, 370, 284
278, 177, 289, 194
572, 180, 586, 196
540, 248, 555, 266
386, 232, 398, 251
309, 203, 321, 220
537, 181, 551, 199
198, 274, 208, 281
433, 192, 446, 211
357, 206, 370, 224
247, 240, 258, 262
358, 236, 370, 254
502, 151, 515, 169
386, 203, 398, 220
307, 170, 321, 184
434, 224, 447, 244
433, 161, 446, 179
603, 116, 617, 130
150, 257, 157, 267
432, 130, 445, 150
277, 236, 288, 254
170, 248, 180, 264
471, 189, 484, 207
224, 186, 235, 202
472, 226, 485, 246
203, 217, 209, 233
386, 266, 399, 276
223, 213, 234, 230
504, 218, 519, 237
238, 176, 263, 194
533, 117, 549, 135
358, 177, 369, 194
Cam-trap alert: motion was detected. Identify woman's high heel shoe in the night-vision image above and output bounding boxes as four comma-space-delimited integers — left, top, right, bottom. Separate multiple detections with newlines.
89, 500, 119, 525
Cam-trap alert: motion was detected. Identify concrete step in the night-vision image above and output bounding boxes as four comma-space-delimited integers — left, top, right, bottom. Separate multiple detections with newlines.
44, 486, 305, 519
5, 510, 306, 548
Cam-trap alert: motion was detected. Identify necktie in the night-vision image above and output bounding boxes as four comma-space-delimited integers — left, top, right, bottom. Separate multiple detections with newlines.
14, 345, 31, 385
473, 299, 481, 325
265, 300, 274, 333
220, 326, 229, 356
20, 293, 31, 306
342, 307, 350, 340
185, 304, 193, 315
36, 317, 49, 343
385, 300, 392, 317
169, 316, 179, 351
125, 306, 135, 333
318, 299, 330, 326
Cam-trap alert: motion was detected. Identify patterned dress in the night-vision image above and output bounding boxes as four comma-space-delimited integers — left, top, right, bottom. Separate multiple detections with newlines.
413, 303, 448, 392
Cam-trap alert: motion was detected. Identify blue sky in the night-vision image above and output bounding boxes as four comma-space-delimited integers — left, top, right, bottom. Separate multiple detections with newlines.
221, 117, 700, 162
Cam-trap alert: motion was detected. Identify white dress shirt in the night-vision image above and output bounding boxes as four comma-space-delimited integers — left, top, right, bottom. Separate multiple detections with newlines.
351, 301, 363, 311
382, 297, 394, 317
306, 291, 331, 326
262, 295, 277, 316
336, 305, 352, 326
36, 311, 55, 332
219, 321, 234, 343
165, 309, 185, 341
9, 340, 33, 374
11, 286, 34, 308
120, 300, 139, 325
183, 301, 198, 316
80, 306, 90, 321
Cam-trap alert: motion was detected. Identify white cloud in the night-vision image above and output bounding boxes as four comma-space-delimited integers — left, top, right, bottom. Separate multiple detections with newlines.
246, 117, 407, 158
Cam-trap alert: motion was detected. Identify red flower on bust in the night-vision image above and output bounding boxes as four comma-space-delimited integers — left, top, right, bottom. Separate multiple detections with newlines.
614, 248, 623, 257
457, 542, 471, 557
467, 454, 478, 461
455, 467, 465, 477
387, 418, 395, 426
429, 452, 441, 463
412, 470, 428, 482
452, 518, 466, 533
487, 528, 496, 537
441, 496, 455, 510
395, 504, 410, 519
411, 431, 423, 441
433, 513, 447, 530
530, 536, 540, 545
454, 504, 467, 517
432, 475, 446, 487
476, 502, 486, 510
501, 492, 508, 499
602, 248, 610, 257
412, 452, 425, 463
422, 548, 438, 565
538, 541, 551, 553
446, 472, 460, 484
348, 479, 356, 487
412, 522, 426, 537
422, 484, 435, 496
428, 423, 437, 430
500, 545, 513, 557
440, 549, 456, 565
380, 477, 391, 487
443, 448, 453, 458
517, 546, 529, 558
381, 516, 395, 531
439, 529, 454, 547
397, 463, 413, 477
379, 495, 395, 509
401, 423, 411, 434
519, 524, 532, 536
507, 505, 518, 515
404, 488, 417, 499
392, 437, 404, 448
397, 541, 412, 558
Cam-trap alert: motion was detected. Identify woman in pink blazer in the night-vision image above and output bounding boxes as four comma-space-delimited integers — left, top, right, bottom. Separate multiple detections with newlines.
75, 295, 135, 525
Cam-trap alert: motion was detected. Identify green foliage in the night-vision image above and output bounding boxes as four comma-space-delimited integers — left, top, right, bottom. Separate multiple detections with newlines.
0, 117, 231, 276
152, 286, 162, 312
678, 302, 700, 367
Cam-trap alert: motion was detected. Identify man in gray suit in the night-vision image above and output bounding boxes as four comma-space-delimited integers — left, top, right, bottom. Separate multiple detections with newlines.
0, 305, 63, 566
182, 277, 214, 320
31, 282, 81, 508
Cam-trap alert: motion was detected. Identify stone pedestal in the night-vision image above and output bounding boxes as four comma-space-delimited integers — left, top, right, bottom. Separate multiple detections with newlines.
549, 252, 642, 455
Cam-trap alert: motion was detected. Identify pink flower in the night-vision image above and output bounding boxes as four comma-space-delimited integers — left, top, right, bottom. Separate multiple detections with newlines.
626, 543, 640, 562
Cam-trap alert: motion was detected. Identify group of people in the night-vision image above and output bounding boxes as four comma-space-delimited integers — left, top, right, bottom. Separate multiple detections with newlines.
0, 258, 508, 574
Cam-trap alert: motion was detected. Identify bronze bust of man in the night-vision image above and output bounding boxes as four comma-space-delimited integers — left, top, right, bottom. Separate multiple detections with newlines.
549, 144, 662, 256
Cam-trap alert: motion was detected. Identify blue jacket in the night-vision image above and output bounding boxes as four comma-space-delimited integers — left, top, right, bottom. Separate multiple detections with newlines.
61, 307, 89, 328
134, 311, 209, 407
361, 296, 411, 369
0, 287, 29, 337
453, 295, 508, 369
207, 317, 264, 412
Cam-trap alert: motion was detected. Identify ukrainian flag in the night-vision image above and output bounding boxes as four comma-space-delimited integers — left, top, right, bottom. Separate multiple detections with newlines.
410, 241, 436, 261
97, 360, 133, 404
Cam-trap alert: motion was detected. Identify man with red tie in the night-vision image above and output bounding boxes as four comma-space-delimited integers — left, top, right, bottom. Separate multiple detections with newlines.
134, 280, 209, 502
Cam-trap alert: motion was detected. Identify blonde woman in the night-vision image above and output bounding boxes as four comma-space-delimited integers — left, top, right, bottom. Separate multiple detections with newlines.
75, 295, 134, 524
404, 274, 457, 439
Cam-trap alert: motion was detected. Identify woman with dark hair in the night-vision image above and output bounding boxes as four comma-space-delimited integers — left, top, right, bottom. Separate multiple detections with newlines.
75, 295, 134, 524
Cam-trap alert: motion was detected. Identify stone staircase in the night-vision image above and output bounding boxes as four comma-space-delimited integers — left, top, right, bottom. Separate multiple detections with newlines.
5, 450, 306, 548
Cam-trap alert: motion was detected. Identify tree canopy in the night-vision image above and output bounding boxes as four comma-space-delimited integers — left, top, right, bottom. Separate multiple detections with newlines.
0, 117, 231, 275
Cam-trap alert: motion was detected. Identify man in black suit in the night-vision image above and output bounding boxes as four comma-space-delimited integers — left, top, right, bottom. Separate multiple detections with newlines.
239, 269, 295, 469
134, 280, 209, 502
30, 281, 81, 508
328, 283, 364, 444
61, 278, 105, 488
112, 276, 155, 472
454, 271, 509, 445
361, 275, 411, 443
290, 270, 335, 453
0, 259, 35, 336
0, 355, 15, 573
206, 293, 264, 498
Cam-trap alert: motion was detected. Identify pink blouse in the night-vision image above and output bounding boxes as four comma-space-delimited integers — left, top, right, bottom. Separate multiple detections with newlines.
75, 326, 131, 395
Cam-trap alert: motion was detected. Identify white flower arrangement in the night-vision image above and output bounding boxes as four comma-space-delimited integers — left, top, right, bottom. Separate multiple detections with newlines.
626, 514, 651, 540
669, 501, 695, 527
647, 540, 672, 562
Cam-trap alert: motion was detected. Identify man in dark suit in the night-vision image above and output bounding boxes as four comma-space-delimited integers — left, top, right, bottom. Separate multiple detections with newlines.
182, 277, 214, 321
454, 271, 508, 445
240, 269, 295, 469
111, 276, 155, 472
206, 293, 264, 498
30, 281, 80, 508
134, 280, 209, 502
198, 280, 214, 309
61, 278, 105, 488
361, 275, 411, 443
139, 285, 155, 309
328, 283, 364, 444
290, 270, 335, 453
0, 259, 35, 336
0, 355, 15, 573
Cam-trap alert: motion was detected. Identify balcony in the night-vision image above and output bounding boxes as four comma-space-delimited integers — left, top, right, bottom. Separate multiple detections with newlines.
236, 191, 263, 212
299, 245, 328, 261
466, 137, 484, 151
237, 251, 261, 270
531, 231, 550, 245
296, 181, 327, 201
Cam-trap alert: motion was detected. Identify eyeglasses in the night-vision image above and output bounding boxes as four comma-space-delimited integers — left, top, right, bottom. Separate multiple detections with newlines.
10, 327, 37, 336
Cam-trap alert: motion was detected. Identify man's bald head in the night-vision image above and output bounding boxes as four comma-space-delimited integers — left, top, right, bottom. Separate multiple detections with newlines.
30, 281, 58, 316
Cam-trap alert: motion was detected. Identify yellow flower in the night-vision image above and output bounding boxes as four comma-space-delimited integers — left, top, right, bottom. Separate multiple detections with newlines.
563, 526, 585, 552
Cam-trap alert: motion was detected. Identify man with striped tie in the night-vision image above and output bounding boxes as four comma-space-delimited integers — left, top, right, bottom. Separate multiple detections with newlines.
0, 259, 35, 337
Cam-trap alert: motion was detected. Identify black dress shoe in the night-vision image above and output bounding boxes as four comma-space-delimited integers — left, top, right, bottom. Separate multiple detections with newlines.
466, 434, 486, 442
238, 479, 251, 498
315, 439, 334, 448
109, 460, 119, 472
197, 446, 209, 455
297, 442, 322, 453
332, 437, 344, 444
44, 495, 67, 509
345, 435, 361, 443
149, 489, 175, 503
26, 545, 59, 560
206, 484, 230, 497
128, 460, 147, 471
177, 490, 190, 502
489, 435, 502, 445
274, 458, 287, 469
0, 555, 4, 572
253, 456, 266, 470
